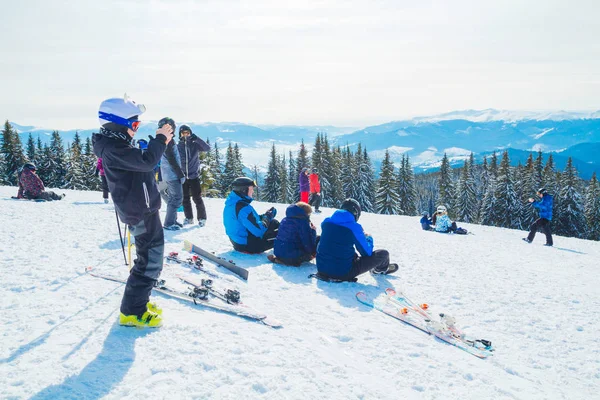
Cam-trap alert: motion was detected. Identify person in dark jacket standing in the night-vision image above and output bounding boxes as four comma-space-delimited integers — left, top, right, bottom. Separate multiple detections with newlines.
309, 168, 322, 213
223, 177, 280, 254
157, 117, 185, 231
316, 198, 398, 281
271, 202, 318, 266
299, 167, 310, 203
93, 95, 172, 328
177, 124, 210, 226
523, 188, 554, 246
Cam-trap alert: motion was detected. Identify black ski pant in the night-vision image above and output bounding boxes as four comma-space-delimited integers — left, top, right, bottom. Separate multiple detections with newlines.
322, 249, 390, 281
182, 177, 207, 221
232, 219, 280, 254
121, 210, 164, 317
527, 218, 553, 246
309, 193, 322, 210
101, 175, 109, 199
37, 191, 63, 201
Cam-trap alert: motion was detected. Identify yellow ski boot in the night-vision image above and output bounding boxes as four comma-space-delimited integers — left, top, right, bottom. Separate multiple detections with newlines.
147, 301, 163, 315
119, 310, 163, 328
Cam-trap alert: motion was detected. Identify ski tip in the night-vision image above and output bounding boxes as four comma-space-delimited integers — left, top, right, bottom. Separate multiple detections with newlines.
385, 288, 396, 296
85, 266, 93, 273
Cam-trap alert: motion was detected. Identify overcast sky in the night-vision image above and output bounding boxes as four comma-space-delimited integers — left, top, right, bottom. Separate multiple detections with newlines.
2, 0, 600, 129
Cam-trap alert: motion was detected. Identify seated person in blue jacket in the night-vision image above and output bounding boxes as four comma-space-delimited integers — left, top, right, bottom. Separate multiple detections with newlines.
434, 205, 458, 233
316, 198, 398, 281
420, 211, 433, 231
271, 202, 318, 266
223, 177, 280, 254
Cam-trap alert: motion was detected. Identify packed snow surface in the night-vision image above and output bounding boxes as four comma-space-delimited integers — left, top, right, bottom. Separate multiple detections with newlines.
1, 186, 599, 399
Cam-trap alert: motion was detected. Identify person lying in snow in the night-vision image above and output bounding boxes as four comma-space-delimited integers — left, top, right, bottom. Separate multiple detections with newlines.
17, 163, 64, 201
270, 202, 319, 266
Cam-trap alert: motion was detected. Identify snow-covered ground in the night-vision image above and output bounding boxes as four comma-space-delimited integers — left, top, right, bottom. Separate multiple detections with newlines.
1, 185, 599, 399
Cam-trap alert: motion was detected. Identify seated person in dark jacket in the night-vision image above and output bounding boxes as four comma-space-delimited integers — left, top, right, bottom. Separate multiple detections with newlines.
316, 198, 397, 281
17, 163, 64, 201
420, 211, 433, 231
272, 202, 318, 266
223, 177, 280, 254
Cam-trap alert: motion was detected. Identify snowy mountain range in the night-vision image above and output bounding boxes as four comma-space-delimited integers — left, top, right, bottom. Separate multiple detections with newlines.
11, 109, 600, 178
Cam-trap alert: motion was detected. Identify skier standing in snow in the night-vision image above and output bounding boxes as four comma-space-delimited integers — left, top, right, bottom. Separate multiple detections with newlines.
523, 188, 554, 246
157, 117, 185, 231
316, 198, 398, 281
177, 124, 210, 226
93, 95, 172, 328
95, 157, 110, 203
299, 167, 310, 203
223, 177, 280, 254
308, 168, 322, 213
16, 163, 64, 201
271, 202, 318, 266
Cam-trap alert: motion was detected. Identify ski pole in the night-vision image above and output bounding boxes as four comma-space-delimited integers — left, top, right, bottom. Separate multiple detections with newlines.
115, 209, 128, 265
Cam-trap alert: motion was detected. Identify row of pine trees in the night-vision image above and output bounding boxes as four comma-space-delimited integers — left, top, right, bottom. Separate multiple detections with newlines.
1, 120, 599, 241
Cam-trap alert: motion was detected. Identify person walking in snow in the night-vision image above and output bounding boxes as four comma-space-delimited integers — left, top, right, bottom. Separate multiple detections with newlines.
523, 188, 554, 246
309, 168, 322, 213
16, 163, 64, 201
316, 198, 398, 281
420, 211, 433, 231
299, 167, 310, 203
434, 205, 458, 233
223, 177, 280, 254
177, 124, 210, 226
93, 95, 172, 328
95, 157, 110, 203
157, 117, 185, 231
271, 202, 319, 266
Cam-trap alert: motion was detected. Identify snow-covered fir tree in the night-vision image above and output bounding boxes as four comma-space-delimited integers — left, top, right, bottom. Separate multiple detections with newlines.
45, 131, 67, 189
327, 146, 345, 208
584, 172, 600, 241
454, 156, 477, 223
341, 146, 358, 201
199, 138, 218, 197
317, 134, 334, 207
26, 133, 36, 163
83, 137, 99, 191
278, 153, 289, 204
554, 157, 586, 238
493, 151, 521, 229
354, 148, 376, 213
438, 153, 454, 215
397, 154, 417, 216
286, 151, 298, 203
233, 143, 244, 177
374, 150, 400, 215
63, 132, 88, 190
0, 120, 27, 185
223, 142, 244, 193
209, 141, 224, 197
251, 165, 261, 201
479, 175, 499, 226
262, 143, 282, 203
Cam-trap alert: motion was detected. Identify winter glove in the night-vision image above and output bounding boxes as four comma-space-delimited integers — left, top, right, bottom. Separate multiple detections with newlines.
266, 207, 277, 220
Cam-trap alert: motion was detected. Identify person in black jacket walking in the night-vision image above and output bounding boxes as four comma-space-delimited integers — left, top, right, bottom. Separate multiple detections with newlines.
177, 125, 210, 226
93, 95, 173, 328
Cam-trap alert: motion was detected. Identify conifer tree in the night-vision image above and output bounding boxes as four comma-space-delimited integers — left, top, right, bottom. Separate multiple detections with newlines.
287, 151, 298, 202
64, 132, 88, 189
355, 147, 376, 213
533, 150, 544, 189
438, 153, 454, 215
494, 151, 521, 228
233, 143, 244, 177
0, 120, 27, 185
454, 156, 477, 223
26, 133, 36, 162
318, 134, 334, 207
263, 143, 281, 203
554, 157, 585, 238
374, 150, 400, 214
46, 131, 67, 188
37, 143, 53, 185
341, 146, 358, 201
397, 154, 417, 216
584, 172, 600, 241
327, 146, 345, 208
198, 138, 217, 197
223, 142, 239, 192
279, 153, 289, 203
252, 165, 261, 201
297, 139, 310, 174
209, 141, 224, 197
83, 137, 99, 190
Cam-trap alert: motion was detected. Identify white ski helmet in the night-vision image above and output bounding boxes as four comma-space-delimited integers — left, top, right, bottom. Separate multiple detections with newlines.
436, 205, 447, 213
98, 94, 146, 127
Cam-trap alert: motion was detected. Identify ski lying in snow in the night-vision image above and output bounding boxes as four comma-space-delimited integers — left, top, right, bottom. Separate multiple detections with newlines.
178, 275, 282, 328
356, 291, 492, 359
183, 240, 249, 281
385, 288, 493, 352
165, 252, 220, 278
85, 267, 277, 327
10, 196, 47, 202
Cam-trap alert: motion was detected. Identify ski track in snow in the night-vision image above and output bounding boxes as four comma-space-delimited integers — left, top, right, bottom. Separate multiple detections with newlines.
0, 186, 599, 399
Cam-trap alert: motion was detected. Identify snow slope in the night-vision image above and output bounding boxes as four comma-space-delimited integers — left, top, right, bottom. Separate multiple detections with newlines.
1, 186, 599, 400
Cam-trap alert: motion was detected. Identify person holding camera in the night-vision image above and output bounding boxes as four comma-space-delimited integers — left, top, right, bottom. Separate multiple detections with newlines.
157, 117, 185, 231
93, 95, 174, 328
523, 188, 553, 246
223, 177, 280, 254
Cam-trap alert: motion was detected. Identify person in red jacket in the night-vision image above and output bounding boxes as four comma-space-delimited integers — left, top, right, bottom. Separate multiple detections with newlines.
17, 163, 64, 201
309, 168, 322, 213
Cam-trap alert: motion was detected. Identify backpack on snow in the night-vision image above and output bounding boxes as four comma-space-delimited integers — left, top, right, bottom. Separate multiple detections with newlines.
454, 227, 468, 235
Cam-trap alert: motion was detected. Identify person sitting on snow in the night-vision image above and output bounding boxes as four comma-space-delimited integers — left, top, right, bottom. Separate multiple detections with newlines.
17, 163, 64, 201
271, 202, 319, 266
316, 198, 398, 281
420, 211, 433, 231
434, 205, 458, 233
223, 177, 280, 254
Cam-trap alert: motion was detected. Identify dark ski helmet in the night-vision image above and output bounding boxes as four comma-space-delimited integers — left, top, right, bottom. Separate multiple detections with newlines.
537, 187, 547, 195
312, 168, 318, 174
341, 198, 361, 222
179, 124, 192, 137
158, 117, 176, 132
23, 162, 36, 171
232, 176, 257, 196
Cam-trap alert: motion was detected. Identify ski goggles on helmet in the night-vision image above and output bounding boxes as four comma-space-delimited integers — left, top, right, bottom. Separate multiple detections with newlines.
98, 112, 141, 132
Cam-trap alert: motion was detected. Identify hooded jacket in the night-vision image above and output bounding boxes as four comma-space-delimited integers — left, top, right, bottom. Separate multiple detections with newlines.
17, 168, 45, 199
299, 171, 309, 193
435, 214, 453, 232
309, 173, 320, 193
223, 190, 268, 245
177, 134, 210, 180
316, 209, 374, 278
274, 204, 317, 260
160, 140, 184, 182
532, 193, 553, 221
92, 130, 166, 225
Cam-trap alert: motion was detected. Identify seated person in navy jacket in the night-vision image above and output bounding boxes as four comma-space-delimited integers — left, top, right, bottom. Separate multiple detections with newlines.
420, 211, 433, 231
316, 198, 397, 281
272, 202, 318, 266
223, 177, 280, 254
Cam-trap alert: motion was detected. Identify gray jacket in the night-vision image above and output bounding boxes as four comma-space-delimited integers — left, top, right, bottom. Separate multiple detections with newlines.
177, 134, 210, 180
160, 140, 184, 182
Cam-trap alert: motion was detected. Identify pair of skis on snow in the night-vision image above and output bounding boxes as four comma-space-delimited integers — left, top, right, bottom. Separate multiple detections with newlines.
357, 289, 493, 359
